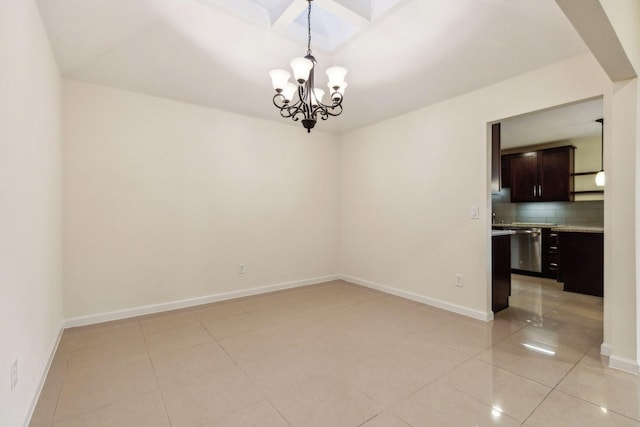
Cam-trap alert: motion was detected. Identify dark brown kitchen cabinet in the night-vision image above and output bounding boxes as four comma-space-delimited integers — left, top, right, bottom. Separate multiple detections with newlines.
492, 234, 511, 313
501, 154, 512, 189
510, 152, 537, 201
558, 231, 603, 297
510, 146, 575, 202
542, 228, 559, 279
491, 123, 501, 195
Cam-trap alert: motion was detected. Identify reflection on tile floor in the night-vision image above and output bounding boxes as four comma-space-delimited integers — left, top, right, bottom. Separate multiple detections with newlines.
30, 276, 640, 426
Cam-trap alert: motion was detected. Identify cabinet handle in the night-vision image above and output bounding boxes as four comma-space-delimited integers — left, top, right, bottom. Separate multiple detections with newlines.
550, 233, 558, 237
550, 246, 558, 250
538, 185, 542, 197
533, 186, 536, 197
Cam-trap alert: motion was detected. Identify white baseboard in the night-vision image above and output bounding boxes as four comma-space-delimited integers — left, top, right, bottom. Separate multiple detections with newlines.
609, 355, 639, 374
600, 343, 639, 375
63, 273, 493, 328
339, 274, 493, 321
27, 275, 338, 425
64, 274, 340, 328
24, 324, 64, 427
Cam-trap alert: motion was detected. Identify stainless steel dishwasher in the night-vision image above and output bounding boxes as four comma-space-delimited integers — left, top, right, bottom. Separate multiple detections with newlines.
510, 227, 542, 273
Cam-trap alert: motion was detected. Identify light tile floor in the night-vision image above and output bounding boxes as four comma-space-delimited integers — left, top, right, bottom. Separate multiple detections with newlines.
30, 276, 640, 426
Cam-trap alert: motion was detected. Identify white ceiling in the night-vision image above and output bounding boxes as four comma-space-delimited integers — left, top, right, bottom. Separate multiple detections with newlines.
36, 0, 590, 134
501, 98, 603, 149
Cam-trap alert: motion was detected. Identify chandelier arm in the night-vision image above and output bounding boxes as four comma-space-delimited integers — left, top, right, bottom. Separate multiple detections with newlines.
329, 91, 343, 105
324, 105, 343, 117
288, 98, 311, 122
274, 99, 300, 120
273, 94, 308, 122
282, 103, 304, 120
272, 93, 289, 109
302, 102, 314, 121
314, 100, 343, 117
299, 84, 322, 123
314, 106, 329, 121
292, 84, 312, 121
279, 106, 296, 120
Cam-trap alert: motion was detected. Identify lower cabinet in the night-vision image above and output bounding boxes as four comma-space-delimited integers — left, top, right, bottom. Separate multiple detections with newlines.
492, 234, 511, 313
558, 232, 604, 297
542, 229, 559, 279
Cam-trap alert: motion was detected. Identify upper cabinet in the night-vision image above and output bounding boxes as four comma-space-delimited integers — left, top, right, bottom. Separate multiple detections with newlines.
501, 153, 512, 189
491, 123, 501, 195
509, 146, 575, 202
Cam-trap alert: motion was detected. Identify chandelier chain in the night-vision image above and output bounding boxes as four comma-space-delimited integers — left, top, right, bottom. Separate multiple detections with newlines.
307, 1, 312, 56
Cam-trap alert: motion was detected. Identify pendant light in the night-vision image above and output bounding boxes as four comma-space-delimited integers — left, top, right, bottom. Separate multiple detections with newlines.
268, 0, 347, 133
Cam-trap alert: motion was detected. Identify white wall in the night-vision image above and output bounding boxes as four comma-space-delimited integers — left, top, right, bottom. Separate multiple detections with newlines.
598, 0, 640, 372
571, 134, 605, 201
602, 77, 638, 370
62, 80, 340, 320
339, 53, 609, 320
0, 0, 63, 425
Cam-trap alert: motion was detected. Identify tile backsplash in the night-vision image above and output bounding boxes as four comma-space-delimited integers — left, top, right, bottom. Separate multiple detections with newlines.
492, 188, 604, 226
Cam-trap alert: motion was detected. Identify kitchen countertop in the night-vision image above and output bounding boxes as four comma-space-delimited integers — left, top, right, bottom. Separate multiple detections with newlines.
492, 222, 557, 228
491, 230, 516, 237
551, 226, 604, 233
492, 224, 604, 233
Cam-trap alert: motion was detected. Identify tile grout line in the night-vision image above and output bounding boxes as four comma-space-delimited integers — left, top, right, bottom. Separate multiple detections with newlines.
139, 318, 174, 427
32, 280, 610, 426
501, 289, 603, 425
48, 345, 69, 426
190, 308, 294, 425
541, 346, 640, 424
47, 327, 150, 425
429, 292, 597, 425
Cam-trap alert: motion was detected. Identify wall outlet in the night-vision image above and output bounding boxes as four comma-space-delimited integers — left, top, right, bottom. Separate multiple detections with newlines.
10, 359, 17, 390
238, 264, 246, 274
455, 274, 464, 287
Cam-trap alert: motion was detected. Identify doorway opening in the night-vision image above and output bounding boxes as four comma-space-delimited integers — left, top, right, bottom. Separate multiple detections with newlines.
489, 97, 604, 324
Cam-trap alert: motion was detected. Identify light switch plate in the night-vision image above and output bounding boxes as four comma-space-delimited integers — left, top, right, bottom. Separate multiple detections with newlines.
470, 206, 479, 219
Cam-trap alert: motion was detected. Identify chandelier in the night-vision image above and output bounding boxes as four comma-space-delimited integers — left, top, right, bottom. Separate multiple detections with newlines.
269, 0, 347, 133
